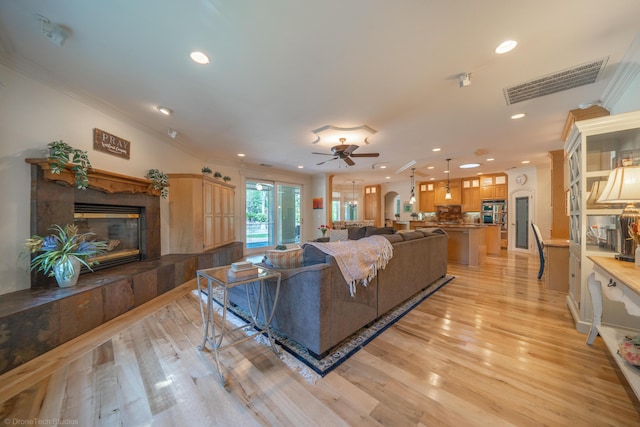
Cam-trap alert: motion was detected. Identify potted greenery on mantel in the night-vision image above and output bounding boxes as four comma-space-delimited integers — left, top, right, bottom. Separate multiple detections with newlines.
47, 140, 93, 190
145, 169, 169, 198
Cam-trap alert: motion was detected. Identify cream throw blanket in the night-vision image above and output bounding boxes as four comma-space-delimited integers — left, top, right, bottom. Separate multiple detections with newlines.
307, 235, 393, 296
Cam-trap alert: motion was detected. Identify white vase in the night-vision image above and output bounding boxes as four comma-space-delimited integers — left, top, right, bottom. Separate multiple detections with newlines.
636, 246, 640, 267
53, 256, 81, 288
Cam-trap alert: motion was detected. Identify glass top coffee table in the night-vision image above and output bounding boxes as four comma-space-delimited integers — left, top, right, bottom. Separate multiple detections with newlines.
195, 265, 281, 385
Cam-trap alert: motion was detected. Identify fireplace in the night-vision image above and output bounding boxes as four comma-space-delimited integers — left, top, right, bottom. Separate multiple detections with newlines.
74, 203, 143, 271
28, 159, 162, 288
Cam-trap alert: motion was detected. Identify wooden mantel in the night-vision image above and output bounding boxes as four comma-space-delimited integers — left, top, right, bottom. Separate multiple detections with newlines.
25, 158, 161, 196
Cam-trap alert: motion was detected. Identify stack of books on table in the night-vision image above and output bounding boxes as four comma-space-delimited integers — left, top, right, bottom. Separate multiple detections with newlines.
227, 261, 259, 282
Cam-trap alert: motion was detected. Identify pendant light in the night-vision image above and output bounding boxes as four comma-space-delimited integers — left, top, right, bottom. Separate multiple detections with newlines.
352, 180, 358, 207
346, 180, 358, 207
409, 168, 416, 204
445, 159, 452, 200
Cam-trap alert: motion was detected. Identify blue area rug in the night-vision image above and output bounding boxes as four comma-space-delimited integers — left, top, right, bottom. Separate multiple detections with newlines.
196, 274, 454, 382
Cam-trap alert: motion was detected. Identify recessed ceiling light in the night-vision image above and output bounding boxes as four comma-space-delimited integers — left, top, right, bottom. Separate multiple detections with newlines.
157, 106, 173, 115
297, 165, 304, 169
427, 166, 434, 170
385, 176, 391, 180
511, 113, 526, 119
238, 153, 245, 157
432, 148, 441, 152
460, 163, 480, 169
495, 40, 517, 54
521, 160, 530, 164
190, 51, 210, 64
380, 165, 387, 169
430, 177, 435, 180
486, 158, 495, 162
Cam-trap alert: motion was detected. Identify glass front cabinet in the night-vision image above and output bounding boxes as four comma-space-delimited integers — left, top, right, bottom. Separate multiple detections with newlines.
564, 110, 640, 333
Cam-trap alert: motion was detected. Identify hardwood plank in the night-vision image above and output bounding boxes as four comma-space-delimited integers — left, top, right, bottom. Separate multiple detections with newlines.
1, 251, 639, 426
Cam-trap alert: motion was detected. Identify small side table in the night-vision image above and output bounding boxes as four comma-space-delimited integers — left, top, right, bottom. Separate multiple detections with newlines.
196, 265, 281, 384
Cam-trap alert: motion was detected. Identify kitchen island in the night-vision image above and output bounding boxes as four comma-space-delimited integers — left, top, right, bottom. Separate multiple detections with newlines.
412, 224, 487, 267
392, 219, 489, 266
441, 225, 487, 267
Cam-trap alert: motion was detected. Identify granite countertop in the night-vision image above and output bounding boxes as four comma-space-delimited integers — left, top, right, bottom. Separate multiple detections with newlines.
419, 222, 487, 228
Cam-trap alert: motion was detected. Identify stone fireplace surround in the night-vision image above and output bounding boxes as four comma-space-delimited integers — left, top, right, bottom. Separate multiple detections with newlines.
0, 160, 242, 376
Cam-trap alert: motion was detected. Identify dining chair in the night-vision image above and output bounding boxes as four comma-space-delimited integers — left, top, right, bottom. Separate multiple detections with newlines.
531, 223, 545, 280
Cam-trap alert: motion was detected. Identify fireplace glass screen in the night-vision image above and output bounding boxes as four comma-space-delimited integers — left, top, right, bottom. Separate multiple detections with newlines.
74, 204, 142, 270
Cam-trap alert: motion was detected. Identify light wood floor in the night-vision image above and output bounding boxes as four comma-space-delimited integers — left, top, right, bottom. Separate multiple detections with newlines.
1, 251, 639, 426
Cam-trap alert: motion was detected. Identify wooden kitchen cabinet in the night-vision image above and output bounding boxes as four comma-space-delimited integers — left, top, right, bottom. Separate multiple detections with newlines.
480, 173, 507, 199
168, 174, 235, 253
461, 178, 481, 211
434, 179, 461, 205
419, 182, 435, 212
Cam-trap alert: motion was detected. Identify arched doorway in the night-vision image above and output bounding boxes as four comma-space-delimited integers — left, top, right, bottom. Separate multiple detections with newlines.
384, 190, 400, 227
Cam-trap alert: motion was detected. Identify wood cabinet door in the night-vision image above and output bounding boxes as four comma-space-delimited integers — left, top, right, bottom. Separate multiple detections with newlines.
434, 181, 448, 205
222, 186, 235, 244
481, 185, 495, 199
434, 179, 461, 205
462, 187, 480, 212
494, 185, 507, 198
203, 180, 215, 250
419, 182, 435, 212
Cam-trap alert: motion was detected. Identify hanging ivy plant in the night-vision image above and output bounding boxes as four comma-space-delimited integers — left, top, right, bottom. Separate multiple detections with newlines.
145, 169, 169, 198
47, 140, 93, 190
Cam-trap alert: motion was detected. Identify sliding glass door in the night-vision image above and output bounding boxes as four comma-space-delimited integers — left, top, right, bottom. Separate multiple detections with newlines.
246, 180, 300, 249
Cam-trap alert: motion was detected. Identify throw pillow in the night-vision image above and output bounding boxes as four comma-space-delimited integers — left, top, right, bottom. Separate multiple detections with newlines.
383, 234, 404, 244
330, 229, 349, 242
265, 247, 303, 268
365, 226, 395, 237
399, 231, 424, 241
302, 244, 328, 265
347, 227, 367, 240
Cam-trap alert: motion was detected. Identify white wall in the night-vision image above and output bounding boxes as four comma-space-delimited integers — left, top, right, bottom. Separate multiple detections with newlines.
0, 64, 314, 295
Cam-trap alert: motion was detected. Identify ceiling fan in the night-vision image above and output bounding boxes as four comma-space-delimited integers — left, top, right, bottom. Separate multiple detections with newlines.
313, 138, 380, 166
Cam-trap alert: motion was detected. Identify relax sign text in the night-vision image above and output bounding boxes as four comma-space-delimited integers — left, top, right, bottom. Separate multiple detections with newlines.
93, 128, 131, 159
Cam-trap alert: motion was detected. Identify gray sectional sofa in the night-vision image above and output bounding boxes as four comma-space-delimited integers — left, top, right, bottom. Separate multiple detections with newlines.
227, 227, 448, 357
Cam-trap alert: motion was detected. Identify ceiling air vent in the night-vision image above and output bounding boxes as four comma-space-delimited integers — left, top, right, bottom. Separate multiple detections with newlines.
504, 57, 608, 105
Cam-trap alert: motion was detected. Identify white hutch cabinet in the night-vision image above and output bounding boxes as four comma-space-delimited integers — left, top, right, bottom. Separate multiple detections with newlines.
564, 110, 640, 333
